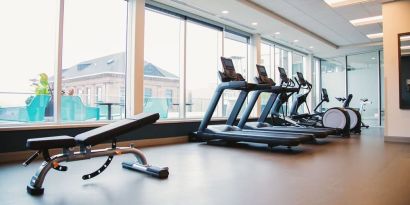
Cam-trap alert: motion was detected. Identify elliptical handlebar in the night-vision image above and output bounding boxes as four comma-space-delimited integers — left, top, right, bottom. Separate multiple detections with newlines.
288, 78, 295, 87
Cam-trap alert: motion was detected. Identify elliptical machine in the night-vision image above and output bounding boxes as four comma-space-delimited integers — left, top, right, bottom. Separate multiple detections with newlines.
271, 68, 350, 136
335, 94, 365, 133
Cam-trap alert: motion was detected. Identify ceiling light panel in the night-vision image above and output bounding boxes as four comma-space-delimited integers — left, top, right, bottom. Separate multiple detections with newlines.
324, 0, 373, 8
366, 33, 383, 39
350, 15, 382, 26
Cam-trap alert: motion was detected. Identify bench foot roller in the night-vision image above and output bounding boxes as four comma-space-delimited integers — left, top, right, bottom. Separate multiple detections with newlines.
122, 162, 169, 179
27, 185, 44, 196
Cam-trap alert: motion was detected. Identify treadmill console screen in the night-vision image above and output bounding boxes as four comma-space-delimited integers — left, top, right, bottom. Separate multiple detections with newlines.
221, 57, 237, 79
322, 88, 328, 96
256, 65, 268, 76
256, 65, 271, 84
278, 67, 288, 82
297, 72, 306, 84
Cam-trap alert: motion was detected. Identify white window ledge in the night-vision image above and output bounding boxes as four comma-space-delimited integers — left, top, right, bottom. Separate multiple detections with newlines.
0, 117, 243, 131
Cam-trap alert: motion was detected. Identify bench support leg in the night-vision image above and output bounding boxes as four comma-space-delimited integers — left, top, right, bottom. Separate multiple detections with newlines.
26, 146, 168, 196
27, 154, 67, 196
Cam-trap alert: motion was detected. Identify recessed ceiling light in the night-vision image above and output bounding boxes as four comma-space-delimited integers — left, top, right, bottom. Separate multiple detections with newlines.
350, 15, 382, 26
293, 39, 299, 43
274, 32, 280, 35
251, 22, 258, 26
309, 46, 314, 49
221, 10, 229, 14
367, 33, 383, 39
323, 0, 373, 8
371, 57, 376, 60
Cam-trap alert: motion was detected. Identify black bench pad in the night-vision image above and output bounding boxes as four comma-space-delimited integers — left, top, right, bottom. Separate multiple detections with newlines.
75, 113, 159, 146
26, 135, 76, 150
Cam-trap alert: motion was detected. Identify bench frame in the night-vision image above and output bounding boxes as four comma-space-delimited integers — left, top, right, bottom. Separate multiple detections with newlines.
26, 139, 169, 195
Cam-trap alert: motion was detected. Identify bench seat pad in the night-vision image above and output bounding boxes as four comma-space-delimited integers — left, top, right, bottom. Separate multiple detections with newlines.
26, 135, 76, 150
75, 113, 159, 146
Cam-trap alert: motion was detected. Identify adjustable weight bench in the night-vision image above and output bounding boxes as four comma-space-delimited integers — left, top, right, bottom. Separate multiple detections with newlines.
23, 113, 169, 196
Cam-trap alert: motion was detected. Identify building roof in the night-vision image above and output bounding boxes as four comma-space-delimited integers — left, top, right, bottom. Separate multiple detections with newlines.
61, 52, 178, 80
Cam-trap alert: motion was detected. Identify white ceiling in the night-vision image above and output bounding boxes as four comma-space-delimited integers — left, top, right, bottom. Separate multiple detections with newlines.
151, 0, 388, 59
254, 0, 383, 45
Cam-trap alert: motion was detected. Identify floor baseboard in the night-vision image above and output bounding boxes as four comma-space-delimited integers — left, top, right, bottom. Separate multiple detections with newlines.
384, 136, 410, 143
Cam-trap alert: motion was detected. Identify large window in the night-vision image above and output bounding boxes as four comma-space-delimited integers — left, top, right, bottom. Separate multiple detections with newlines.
143, 8, 253, 120
222, 32, 249, 117
292, 53, 305, 78
274, 47, 291, 82
61, 0, 128, 122
347, 52, 380, 126
144, 9, 183, 119
291, 53, 305, 112
260, 43, 274, 111
0, 1, 58, 124
261, 43, 273, 77
186, 21, 223, 118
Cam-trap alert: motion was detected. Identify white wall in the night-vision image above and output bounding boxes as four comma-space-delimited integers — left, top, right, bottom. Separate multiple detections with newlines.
383, 1, 410, 139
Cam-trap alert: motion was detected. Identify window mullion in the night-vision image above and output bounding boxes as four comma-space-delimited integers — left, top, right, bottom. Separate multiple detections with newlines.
54, 0, 65, 123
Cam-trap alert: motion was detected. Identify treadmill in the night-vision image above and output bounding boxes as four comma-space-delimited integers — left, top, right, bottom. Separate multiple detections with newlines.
194, 57, 312, 148
237, 65, 339, 137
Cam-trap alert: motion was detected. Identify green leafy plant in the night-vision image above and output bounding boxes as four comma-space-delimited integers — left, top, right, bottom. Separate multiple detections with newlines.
35, 73, 50, 95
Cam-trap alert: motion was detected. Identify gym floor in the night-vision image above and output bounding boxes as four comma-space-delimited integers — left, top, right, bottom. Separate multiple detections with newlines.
1, 128, 409, 205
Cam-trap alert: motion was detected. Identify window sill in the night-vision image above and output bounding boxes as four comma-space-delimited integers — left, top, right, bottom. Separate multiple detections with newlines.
0, 117, 253, 131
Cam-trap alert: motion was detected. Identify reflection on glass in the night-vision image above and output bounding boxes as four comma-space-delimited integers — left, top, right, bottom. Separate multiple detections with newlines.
399, 34, 410, 109
144, 9, 183, 119
347, 52, 379, 126
61, 0, 127, 121
0, 0, 58, 124
321, 57, 346, 109
186, 21, 222, 118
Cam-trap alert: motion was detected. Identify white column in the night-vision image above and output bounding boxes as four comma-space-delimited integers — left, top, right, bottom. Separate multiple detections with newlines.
126, 0, 145, 116
250, 34, 262, 115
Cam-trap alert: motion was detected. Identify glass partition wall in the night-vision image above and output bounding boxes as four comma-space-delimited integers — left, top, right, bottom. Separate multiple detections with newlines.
321, 57, 346, 110
320, 51, 384, 126
347, 52, 379, 126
